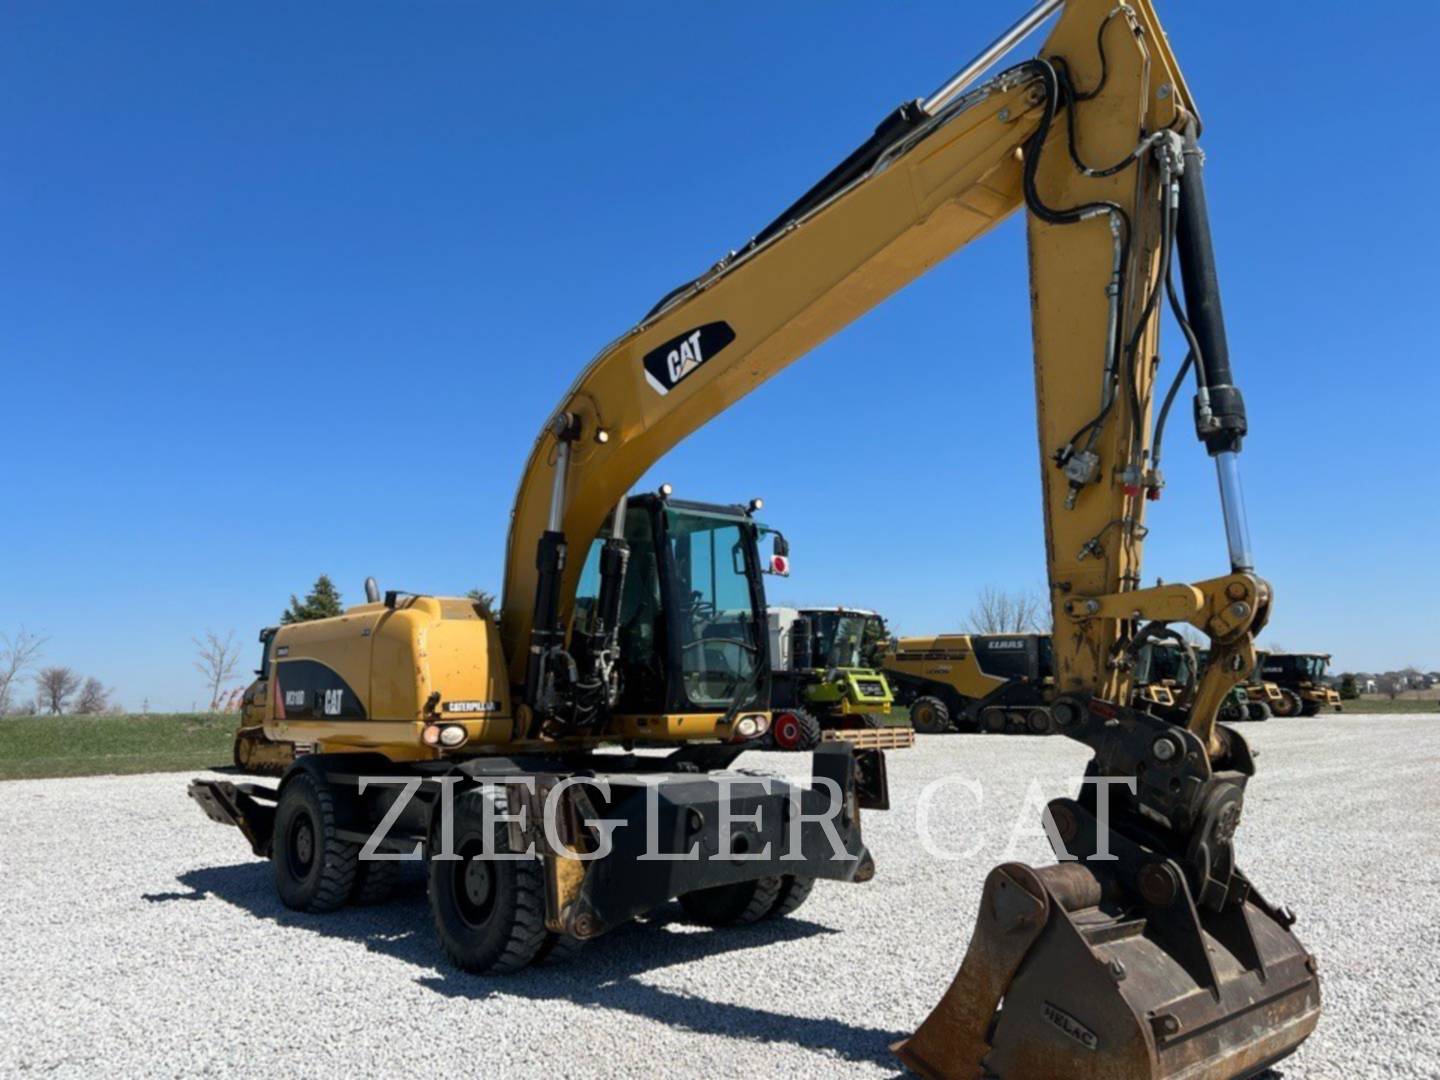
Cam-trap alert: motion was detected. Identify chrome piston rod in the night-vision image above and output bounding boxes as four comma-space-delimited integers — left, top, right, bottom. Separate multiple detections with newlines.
1215, 450, 1254, 573
921, 0, 1065, 115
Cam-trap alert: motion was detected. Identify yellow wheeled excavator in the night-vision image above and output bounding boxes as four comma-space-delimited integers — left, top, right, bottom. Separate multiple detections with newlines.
189, 1, 1319, 1076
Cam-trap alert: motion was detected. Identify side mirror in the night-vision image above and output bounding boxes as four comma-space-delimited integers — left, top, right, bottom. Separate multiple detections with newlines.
766, 533, 791, 576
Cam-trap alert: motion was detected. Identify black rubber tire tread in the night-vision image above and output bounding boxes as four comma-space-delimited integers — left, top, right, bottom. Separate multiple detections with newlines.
351, 857, 402, 906
428, 787, 548, 974
534, 931, 588, 965
1299, 700, 1321, 717
679, 875, 785, 927
910, 696, 952, 734
1273, 689, 1304, 718
794, 707, 823, 750
273, 771, 358, 913
767, 875, 816, 919
1245, 701, 1272, 723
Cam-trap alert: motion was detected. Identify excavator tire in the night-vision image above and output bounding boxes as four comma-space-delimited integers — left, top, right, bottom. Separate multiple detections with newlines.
428, 788, 548, 973
1300, 700, 1322, 717
1272, 689, 1304, 718
767, 875, 815, 918
1246, 700, 1272, 722
771, 708, 822, 751
909, 696, 952, 734
273, 771, 358, 913
679, 875, 784, 927
351, 857, 401, 906
534, 931, 587, 965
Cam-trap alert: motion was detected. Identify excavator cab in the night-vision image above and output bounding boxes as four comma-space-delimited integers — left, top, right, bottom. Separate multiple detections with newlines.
567, 493, 773, 741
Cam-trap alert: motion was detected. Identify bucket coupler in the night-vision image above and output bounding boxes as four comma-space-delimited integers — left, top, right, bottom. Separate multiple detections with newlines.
895, 700, 1320, 1079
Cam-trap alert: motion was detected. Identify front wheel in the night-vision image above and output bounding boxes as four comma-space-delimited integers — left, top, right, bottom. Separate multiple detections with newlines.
1272, 689, 1304, 718
1246, 701, 1272, 723
1300, 700, 1321, 717
771, 708, 822, 752
909, 696, 952, 734
428, 788, 548, 973
768, 875, 815, 918
680, 875, 784, 926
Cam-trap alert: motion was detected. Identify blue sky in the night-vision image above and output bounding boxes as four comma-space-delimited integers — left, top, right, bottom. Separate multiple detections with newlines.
4, 2, 1437, 710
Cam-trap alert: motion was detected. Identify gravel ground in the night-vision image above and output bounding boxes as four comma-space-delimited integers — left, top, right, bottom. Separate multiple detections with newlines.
1, 713, 1436, 1079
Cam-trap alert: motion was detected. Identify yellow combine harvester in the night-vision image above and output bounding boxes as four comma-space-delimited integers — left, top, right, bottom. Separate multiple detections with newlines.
881, 633, 1054, 733
190, 2, 1320, 1076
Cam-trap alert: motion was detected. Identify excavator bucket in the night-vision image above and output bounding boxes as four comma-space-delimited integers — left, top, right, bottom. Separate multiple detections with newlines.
895, 843, 1320, 1079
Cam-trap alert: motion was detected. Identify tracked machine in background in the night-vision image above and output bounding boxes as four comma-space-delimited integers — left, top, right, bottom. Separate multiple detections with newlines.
881, 632, 1055, 734
190, 1, 1319, 1075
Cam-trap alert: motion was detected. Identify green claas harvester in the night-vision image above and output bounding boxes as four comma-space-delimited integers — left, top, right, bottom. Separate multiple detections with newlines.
765, 607, 909, 751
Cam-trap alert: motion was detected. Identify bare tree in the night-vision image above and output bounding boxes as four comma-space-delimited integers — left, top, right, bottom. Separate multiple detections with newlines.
962, 586, 1046, 634
194, 629, 241, 711
35, 666, 81, 715
466, 588, 498, 620
0, 627, 47, 716
74, 677, 112, 715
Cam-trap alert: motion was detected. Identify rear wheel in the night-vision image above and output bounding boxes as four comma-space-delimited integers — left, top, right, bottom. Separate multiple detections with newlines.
428, 788, 548, 973
273, 771, 358, 913
1272, 689, 1304, 718
767, 875, 815, 918
534, 930, 587, 965
909, 696, 952, 734
680, 875, 784, 926
1245, 701, 1272, 723
351, 857, 401, 905
771, 708, 822, 751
